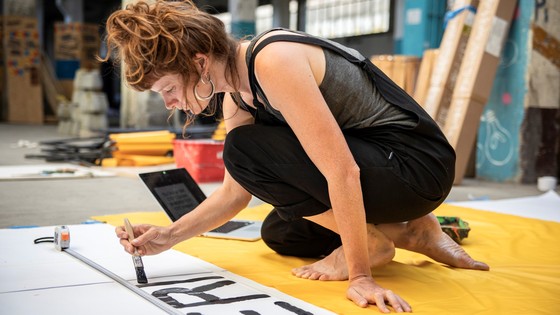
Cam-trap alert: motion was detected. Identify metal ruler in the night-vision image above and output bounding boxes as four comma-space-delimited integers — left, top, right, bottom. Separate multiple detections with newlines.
63, 248, 182, 315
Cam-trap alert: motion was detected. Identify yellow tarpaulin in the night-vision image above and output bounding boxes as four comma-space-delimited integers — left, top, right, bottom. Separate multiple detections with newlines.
94, 204, 560, 314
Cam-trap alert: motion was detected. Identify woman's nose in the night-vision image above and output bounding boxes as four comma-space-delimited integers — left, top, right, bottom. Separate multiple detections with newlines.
162, 96, 176, 110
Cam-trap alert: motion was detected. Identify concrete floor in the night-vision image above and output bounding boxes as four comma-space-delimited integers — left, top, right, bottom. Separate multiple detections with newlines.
0, 123, 546, 228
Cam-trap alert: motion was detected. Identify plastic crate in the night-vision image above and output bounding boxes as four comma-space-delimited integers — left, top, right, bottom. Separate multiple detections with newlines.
173, 139, 225, 183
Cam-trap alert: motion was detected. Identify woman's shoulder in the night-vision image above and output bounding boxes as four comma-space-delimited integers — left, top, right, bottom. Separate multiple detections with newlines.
249, 29, 324, 65
249, 29, 315, 54
248, 30, 326, 96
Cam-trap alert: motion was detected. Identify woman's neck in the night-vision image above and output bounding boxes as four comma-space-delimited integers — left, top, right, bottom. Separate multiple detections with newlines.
233, 41, 251, 95
210, 41, 251, 98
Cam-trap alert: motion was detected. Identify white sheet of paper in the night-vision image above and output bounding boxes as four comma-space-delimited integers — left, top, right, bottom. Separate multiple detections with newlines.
0, 164, 115, 180
138, 273, 336, 315
0, 226, 111, 293
67, 224, 222, 279
450, 190, 560, 222
0, 282, 168, 315
1, 224, 336, 314
0, 225, 220, 293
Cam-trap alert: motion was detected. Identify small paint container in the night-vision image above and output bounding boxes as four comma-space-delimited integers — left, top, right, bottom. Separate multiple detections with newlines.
537, 176, 557, 192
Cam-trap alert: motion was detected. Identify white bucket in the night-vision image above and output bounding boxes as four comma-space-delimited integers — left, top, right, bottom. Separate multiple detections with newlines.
537, 176, 557, 192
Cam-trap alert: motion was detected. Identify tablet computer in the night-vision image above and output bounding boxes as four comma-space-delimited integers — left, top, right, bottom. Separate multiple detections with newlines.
139, 168, 262, 241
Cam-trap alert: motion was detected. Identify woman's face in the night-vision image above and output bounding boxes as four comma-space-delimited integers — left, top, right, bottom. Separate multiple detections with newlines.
150, 73, 207, 115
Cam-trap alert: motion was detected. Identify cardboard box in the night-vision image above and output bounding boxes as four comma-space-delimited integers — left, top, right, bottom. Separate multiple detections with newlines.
371, 55, 420, 95
0, 16, 4, 119
423, 0, 479, 125
54, 22, 100, 99
413, 48, 439, 106
2, 16, 43, 123
54, 22, 100, 65
444, 0, 517, 184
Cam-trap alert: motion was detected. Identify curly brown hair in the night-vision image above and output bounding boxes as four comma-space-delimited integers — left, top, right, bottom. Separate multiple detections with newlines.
101, 0, 240, 126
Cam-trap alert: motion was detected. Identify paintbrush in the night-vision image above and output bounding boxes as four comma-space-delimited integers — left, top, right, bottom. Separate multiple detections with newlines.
123, 218, 148, 284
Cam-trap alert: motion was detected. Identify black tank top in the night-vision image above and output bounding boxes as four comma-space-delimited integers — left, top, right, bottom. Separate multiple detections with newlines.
241, 28, 452, 151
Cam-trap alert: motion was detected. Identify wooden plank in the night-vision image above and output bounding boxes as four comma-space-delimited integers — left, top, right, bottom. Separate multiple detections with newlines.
423, 0, 479, 123
41, 51, 66, 115
443, 0, 517, 184
413, 49, 439, 107
532, 24, 560, 70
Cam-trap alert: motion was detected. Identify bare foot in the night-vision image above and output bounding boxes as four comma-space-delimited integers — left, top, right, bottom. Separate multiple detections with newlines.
292, 225, 395, 281
394, 213, 490, 271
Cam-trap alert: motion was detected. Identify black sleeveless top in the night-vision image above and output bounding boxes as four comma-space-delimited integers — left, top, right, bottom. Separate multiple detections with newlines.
238, 28, 453, 153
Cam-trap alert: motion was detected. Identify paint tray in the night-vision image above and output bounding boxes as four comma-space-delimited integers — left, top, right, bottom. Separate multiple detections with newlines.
437, 216, 471, 244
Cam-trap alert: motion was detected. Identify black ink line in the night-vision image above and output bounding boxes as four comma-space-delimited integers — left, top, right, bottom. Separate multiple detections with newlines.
240, 311, 261, 315
176, 294, 270, 308
275, 301, 314, 315
191, 280, 236, 293
153, 287, 269, 308
137, 276, 224, 288
151, 276, 272, 309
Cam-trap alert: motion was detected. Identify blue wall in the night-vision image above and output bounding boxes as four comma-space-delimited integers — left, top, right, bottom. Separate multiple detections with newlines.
476, 1, 529, 181
400, 0, 446, 56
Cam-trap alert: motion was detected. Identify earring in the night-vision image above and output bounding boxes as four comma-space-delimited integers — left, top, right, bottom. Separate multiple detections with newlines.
195, 74, 215, 101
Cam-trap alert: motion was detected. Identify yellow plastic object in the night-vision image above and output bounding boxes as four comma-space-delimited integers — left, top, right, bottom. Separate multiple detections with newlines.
211, 120, 227, 141
109, 130, 176, 144
99, 158, 118, 167
100, 154, 174, 166
106, 130, 176, 166
114, 143, 173, 155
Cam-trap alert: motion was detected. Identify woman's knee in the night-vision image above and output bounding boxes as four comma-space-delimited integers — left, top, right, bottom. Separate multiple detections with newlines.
223, 125, 254, 164
261, 210, 341, 258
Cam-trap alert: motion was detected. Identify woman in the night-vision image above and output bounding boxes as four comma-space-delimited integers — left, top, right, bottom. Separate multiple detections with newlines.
105, 1, 489, 313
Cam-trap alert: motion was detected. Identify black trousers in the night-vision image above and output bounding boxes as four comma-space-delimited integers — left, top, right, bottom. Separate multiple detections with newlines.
223, 124, 455, 257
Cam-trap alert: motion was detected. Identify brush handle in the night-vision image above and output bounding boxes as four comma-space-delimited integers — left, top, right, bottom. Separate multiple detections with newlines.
123, 218, 135, 243
123, 218, 148, 284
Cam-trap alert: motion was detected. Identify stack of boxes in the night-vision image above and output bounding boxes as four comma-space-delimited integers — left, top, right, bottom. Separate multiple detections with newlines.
370, 55, 420, 95
1, 16, 42, 123
422, 0, 479, 126
442, 0, 517, 184
70, 68, 109, 137
0, 17, 3, 118
105, 130, 176, 167
54, 22, 100, 101
416, 0, 517, 183
53, 22, 105, 136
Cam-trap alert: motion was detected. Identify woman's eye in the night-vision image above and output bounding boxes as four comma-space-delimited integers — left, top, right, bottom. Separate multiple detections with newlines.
165, 87, 175, 94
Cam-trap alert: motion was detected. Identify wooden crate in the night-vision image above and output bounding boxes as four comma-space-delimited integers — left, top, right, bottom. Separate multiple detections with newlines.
370, 55, 420, 96
2, 16, 43, 123
54, 22, 100, 99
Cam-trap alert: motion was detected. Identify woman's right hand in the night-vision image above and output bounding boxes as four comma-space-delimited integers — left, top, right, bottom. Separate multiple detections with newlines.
347, 275, 412, 313
116, 224, 175, 256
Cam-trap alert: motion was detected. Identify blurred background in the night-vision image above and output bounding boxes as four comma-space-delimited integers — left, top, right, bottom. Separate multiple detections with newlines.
0, 0, 558, 186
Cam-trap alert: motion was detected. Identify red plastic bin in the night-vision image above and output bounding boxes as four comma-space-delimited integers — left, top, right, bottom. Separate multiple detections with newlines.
172, 139, 225, 183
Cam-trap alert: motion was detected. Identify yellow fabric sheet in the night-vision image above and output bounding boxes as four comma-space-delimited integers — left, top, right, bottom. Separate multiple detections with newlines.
93, 204, 560, 314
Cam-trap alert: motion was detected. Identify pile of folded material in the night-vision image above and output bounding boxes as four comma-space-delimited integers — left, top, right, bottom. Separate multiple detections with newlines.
102, 130, 176, 166
437, 216, 471, 243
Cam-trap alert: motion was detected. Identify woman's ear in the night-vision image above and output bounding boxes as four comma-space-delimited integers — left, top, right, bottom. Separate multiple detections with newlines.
194, 53, 208, 74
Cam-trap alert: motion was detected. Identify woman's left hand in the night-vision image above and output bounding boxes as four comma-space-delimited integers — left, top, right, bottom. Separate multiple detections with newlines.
346, 275, 412, 313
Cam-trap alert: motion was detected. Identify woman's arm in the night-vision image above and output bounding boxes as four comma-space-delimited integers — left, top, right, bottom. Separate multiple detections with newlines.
167, 93, 255, 242
254, 40, 370, 280
119, 94, 255, 255
252, 40, 407, 312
